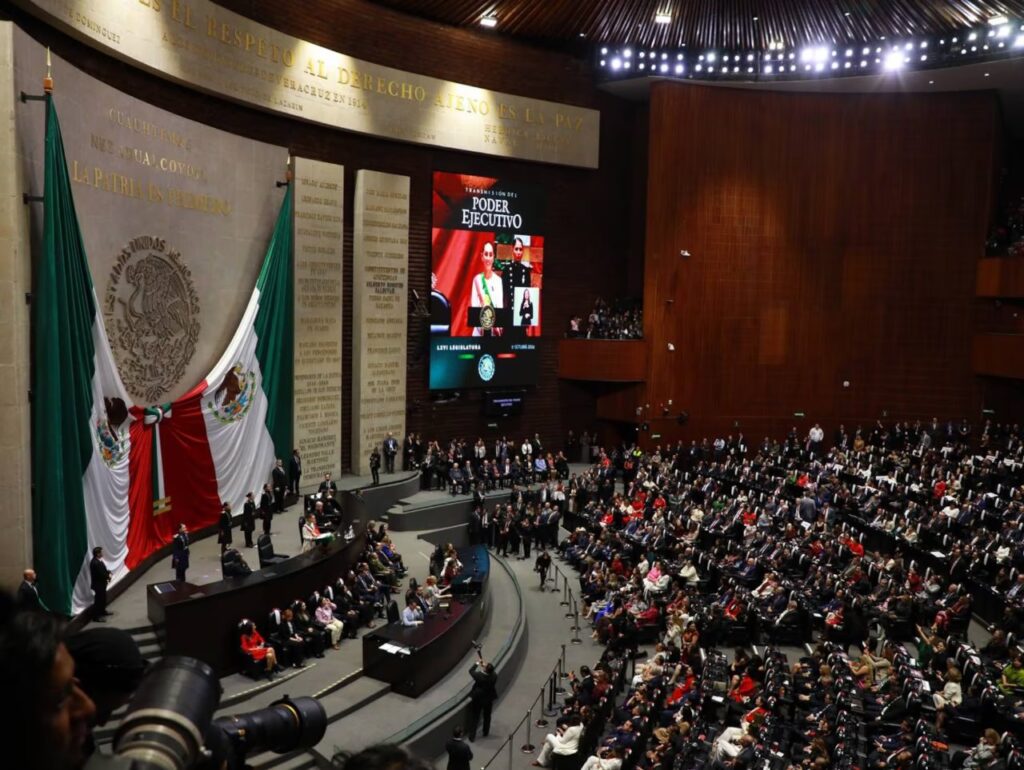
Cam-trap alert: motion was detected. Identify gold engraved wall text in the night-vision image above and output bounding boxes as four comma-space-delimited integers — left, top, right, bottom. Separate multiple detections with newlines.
14, 0, 600, 168
352, 170, 409, 475
13, 29, 285, 403
292, 158, 344, 482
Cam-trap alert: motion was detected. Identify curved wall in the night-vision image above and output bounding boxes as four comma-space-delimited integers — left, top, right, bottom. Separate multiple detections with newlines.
2, 1, 647, 475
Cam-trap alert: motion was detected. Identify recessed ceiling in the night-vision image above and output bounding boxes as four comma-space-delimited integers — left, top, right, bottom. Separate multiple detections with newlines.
370, 0, 1024, 51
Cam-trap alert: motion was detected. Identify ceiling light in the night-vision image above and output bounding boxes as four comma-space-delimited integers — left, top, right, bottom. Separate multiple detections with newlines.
655, 12, 672, 25
674, 64, 684, 73
677, 53, 684, 60
845, 48, 853, 57
706, 51, 717, 62
611, 58, 622, 70
989, 15, 1010, 27
623, 61, 631, 68
800, 46, 828, 63
623, 48, 632, 58
601, 47, 608, 55
1015, 34, 1024, 48
765, 64, 774, 73
662, 52, 668, 60
968, 32, 978, 41
599, 59, 605, 66
639, 62, 646, 70
479, 15, 497, 28
660, 63, 669, 72
984, 72, 991, 77
578, 32, 585, 38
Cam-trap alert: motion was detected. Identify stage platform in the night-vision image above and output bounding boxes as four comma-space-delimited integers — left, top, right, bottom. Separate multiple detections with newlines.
90, 467, 602, 770
384, 463, 591, 532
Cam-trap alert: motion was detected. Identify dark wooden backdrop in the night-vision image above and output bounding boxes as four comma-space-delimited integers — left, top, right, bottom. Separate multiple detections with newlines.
641, 82, 1001, 444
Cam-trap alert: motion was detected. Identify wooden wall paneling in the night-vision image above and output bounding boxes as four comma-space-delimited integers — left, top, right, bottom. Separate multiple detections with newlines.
977, 257, 1024, 298
558, 339, 647, 381
643, 83, 999, 443
973, 333, 1024, 379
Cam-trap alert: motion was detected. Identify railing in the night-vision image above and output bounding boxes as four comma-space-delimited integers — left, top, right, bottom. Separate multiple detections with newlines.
480, 563, 583, 770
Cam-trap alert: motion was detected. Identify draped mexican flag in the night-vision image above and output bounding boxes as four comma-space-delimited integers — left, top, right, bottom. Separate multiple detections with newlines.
124, 185, 294, 579
31, 95, 294, 614
32, 97, 133, 616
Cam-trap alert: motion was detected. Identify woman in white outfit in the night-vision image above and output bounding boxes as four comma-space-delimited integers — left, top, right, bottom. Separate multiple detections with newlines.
532, 716, 583, 767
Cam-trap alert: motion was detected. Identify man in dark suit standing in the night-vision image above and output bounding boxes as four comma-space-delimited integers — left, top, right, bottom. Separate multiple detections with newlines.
289, 449, 302, 495
446, 726, 473, 770
260, 483, 274, 536
90, 546, 112, 621
383, 432, 398, 474
466, 656, 498, 741
272, 459, 288, 512
17, 568, 44, 610
370, 447, 382, 486
171, 524, 190, 582
241, 492, 257, 548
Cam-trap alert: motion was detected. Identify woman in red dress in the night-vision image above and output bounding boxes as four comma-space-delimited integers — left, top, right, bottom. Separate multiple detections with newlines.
240, 620, 279, 675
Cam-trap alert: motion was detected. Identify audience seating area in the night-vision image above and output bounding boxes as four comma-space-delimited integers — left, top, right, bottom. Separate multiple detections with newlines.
533, 420, 1024, 770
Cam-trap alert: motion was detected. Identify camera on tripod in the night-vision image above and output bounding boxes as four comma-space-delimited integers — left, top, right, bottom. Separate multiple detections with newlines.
87, 656, 326, 770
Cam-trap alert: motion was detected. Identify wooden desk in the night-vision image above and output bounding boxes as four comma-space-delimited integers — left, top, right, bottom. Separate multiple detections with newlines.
147, 530, 367, 674
362, 546, 489, 697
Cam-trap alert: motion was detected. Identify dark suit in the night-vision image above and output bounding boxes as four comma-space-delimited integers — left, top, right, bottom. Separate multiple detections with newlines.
383, 437, 398, 473
90, 556, 111, 616
272, 465, 288, 512
446, 737, 473, 770
466, 662, 498, 740
370, 450, 381, 486
172, 532, 190, 582
241, 501, 256, 547
289, 453, 302, 495
17, 580, 42, 610
260, 491, 274, 535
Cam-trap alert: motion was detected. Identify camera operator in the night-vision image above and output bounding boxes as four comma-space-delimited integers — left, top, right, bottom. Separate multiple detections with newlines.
0, 593, 97, 770
466, 650, 498, 741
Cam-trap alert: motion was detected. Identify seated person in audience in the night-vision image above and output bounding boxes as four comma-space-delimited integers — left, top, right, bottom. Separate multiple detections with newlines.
240, 620, 279, 675
273, 608, 309, 668
580, 746, 622, 770
315, 596, 344, 649
337, 575, 376, 630
367, 548, 400, 588
1000, 654, 1024, 693
401, 599, 424, 626
354, 565, 389, 612
532, 713, 583, 767
423, 575, 449, 609
290, 602, 327, 658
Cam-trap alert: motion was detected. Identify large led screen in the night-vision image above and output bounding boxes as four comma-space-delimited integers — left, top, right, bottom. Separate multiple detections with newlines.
430, 172, 544, 389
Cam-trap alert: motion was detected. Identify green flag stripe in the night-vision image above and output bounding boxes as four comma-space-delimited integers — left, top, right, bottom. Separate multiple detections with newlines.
254, 184, 294, 463
31, 97, 97, 615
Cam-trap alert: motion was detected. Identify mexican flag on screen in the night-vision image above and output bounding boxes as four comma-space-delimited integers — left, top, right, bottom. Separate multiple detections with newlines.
32, 96, 294, 615
32, 97, 134, 616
